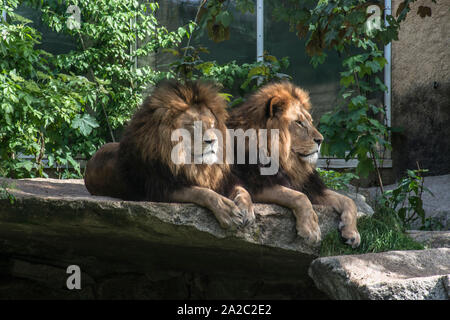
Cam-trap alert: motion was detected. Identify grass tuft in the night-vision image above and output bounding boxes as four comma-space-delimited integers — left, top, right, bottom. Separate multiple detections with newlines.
320, 207, 424, 257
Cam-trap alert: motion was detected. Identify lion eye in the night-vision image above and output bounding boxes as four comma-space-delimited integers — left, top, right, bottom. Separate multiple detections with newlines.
296, 120, 305, 128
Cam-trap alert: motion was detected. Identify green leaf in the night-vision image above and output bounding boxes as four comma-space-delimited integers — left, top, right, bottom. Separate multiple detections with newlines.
216, 11, 232, 28
340, 75, 354, 87
365, 60, 382, 73
15, 160, 34, 172
71, 114, 100, 136
351, 95, 367, 107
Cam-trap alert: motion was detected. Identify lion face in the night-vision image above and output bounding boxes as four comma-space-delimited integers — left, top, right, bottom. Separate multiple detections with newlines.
173, 106, 221, 165
263, 82, 323, 166
287, 111, 323, 165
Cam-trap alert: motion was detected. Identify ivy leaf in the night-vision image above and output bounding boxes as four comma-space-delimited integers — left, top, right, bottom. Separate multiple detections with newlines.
340, 75, 355, 87
218, 92, 233, 102
375, 76, 388, 91
324, 29, 338, 47
351, 95, 367, 107
365, 60, 382, 73
15, 160, 34, 172
71, 114, 99, 136
216, 11, 232, 28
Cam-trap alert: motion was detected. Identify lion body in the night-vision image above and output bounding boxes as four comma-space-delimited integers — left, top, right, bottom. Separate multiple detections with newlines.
227, 81, 360, 247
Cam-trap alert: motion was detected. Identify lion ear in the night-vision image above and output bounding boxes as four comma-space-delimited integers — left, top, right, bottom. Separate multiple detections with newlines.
266, 96, 285, 118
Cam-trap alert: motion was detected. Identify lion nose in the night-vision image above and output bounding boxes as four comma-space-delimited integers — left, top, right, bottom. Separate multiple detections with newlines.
314, 138, 323, 146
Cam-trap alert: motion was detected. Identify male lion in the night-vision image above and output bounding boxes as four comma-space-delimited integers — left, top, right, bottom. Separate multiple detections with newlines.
85, 80, 254, 229
227, 81, 360, 247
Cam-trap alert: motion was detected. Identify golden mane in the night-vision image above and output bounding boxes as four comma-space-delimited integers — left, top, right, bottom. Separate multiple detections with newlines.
228, 81, 315, 186
119, 80, 230, 191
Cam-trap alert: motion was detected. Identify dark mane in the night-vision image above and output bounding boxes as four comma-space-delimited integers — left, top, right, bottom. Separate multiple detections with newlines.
117, 80, 235, 201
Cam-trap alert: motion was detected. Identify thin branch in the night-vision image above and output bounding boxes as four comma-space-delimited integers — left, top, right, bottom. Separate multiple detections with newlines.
370, 150, 384, 194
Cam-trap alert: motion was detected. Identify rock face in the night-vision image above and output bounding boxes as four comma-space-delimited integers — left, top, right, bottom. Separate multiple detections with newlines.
406, 230, 450, 249
0, 178, 372, 299
309, 249, 450, 300
391, 0, 450, 177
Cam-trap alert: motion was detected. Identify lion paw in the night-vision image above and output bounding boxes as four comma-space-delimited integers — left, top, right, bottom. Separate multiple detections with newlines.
339, 222, 361, 248
212, 196, 244, 229
233, 194, 255, 227
296, 210, 321, 244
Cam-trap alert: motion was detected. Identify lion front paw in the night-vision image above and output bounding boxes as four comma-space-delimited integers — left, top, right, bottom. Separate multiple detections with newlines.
233, 193, 255, 227
295, 209, 321, 244
339, 222, 361, 248
211, 195, 244, 229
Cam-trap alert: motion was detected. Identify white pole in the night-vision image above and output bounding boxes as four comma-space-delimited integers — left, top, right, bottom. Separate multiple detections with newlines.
256, 0, 264, 62
384, 0, 392, 128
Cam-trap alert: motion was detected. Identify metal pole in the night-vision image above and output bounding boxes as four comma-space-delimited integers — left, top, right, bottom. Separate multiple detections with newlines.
256, 0, 264, 62
384, 0, 392, 128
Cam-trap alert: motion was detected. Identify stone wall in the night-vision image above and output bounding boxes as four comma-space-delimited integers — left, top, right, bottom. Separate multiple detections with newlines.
391, 0, 450, 177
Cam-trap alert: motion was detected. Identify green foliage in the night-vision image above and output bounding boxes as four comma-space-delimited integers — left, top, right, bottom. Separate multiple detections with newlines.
0, 181, 16, 204
318, 41, 392, 179
199, 52, 291, 96
0, 1, 100, 178
197, 0, 232, 43
1, 0, 194, 178
239, 53, 291, 92
36, 0, 195, 134
167, 44, 291, 106
316, 168, 358, 191
320, 206, 424, 257
166, 45, 210, 81
198, 60, 253, 89
380, 169, 436, 230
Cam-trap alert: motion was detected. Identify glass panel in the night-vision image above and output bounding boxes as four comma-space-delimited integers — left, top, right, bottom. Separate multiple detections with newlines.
264, 4, 342, 122
148, 0, 256, 70
14, 2, 77, 55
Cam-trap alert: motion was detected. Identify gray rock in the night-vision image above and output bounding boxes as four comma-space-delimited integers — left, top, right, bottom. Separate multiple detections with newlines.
406, 230, 450, 248
0, 177, 373, 299
309, 248, 450, 300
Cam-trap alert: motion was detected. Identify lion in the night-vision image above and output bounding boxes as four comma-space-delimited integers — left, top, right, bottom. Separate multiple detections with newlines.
84, 80, 254, 229
227, 81, 360, 247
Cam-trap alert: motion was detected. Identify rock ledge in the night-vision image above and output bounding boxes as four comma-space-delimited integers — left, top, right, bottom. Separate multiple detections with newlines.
0, 177, 372, 299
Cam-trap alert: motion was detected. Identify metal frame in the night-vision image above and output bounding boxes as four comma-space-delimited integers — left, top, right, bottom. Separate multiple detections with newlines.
256, 0, 264, 62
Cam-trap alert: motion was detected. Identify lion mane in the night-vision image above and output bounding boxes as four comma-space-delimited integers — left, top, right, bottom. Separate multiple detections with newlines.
227, 81, 326, 199
85, 80, 236, 201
